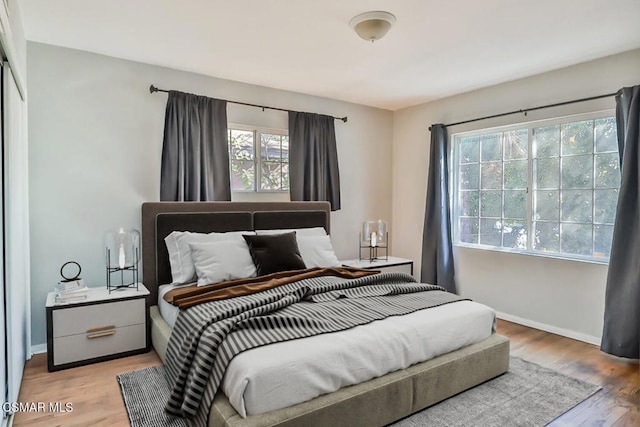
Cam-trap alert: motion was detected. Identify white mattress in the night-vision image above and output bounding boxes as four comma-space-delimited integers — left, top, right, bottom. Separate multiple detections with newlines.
158, 284, 495, 418
159, 284, 181, 328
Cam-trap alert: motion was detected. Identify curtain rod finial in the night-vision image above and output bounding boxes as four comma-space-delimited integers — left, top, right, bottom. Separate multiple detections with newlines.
149, 84, 157, 94
342, 116, 348, 123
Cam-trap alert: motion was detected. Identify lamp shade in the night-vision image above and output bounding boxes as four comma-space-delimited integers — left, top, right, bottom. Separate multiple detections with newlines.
105, 228, 140, 269
361, 220, 387, 247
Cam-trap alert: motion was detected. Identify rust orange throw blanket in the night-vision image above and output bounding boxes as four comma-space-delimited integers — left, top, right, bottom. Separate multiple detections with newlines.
163, 267, 380, 309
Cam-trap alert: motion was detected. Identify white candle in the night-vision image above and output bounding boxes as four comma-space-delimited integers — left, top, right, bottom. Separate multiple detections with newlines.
370, 231, 377, 247
118, 244, 126, 269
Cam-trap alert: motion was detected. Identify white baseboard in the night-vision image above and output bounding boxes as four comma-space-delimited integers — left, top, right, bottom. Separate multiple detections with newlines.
496, 312, 601, 346
30, 343, 47, 355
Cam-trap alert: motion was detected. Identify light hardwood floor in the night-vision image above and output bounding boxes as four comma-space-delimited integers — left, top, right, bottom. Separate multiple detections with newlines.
13, 319, 639, 426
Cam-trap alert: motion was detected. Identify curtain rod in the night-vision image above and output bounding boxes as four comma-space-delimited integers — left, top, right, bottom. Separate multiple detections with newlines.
149, 85, 348, 123
429, 91, 618, 131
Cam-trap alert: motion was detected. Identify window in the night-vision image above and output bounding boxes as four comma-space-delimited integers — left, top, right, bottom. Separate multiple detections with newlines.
228, 125, 289, 192
453, 112, 620, 261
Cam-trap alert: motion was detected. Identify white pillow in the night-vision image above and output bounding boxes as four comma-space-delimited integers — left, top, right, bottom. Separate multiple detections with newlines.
255, 227, 327, 236
296, 235, 340, 268
164, 230, 254, 284
189, 240, 257, 287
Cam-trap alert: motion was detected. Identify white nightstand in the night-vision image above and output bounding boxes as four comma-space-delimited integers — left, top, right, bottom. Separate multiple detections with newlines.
46, 284, 150, 372
342, 256, 414, 275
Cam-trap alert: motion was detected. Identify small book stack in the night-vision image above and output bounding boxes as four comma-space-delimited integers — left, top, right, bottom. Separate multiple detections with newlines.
55, 279, 89, 304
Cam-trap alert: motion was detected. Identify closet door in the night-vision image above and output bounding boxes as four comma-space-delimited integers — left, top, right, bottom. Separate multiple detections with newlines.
3, 62, 28, 408
0, 62, 5, 422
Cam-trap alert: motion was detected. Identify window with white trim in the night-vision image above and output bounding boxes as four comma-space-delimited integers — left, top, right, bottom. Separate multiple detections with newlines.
228, 125, 289, 192
452, 111, 620, 261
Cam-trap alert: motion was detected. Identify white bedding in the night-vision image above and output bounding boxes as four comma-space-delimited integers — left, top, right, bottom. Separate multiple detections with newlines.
159, 284, 182, 328
158, 284, 495, 417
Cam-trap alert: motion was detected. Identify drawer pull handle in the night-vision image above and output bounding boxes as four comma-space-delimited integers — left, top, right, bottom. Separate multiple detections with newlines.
87, 330, 116, 339
86, 325, 116, 333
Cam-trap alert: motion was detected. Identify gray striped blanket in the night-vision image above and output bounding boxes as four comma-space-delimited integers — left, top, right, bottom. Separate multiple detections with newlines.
164, 271, 466, 426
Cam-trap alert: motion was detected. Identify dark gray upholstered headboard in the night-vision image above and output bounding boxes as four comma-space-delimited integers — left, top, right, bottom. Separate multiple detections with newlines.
141, 201, 331, 305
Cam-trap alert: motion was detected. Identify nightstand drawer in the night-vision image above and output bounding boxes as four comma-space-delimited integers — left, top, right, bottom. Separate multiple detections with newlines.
341, 257, 414, 276
52, 323, 146, 366
46, 285, 150, 371
379, 264, 413, 275
52, 298, 145, 338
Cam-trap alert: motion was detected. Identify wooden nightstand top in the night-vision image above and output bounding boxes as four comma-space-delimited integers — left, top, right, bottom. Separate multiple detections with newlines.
341, 256, 413, 269
46, 283, 149, 308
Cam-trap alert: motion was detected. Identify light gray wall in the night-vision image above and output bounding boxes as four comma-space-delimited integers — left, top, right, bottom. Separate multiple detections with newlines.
391, 49, 640, 343
27, 42, 393, 347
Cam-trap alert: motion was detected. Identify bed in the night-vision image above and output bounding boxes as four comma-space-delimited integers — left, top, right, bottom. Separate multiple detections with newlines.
141, 201, 510, 427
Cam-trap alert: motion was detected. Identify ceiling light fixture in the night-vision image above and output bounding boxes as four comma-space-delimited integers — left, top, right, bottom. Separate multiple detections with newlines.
349, 11, 396, 42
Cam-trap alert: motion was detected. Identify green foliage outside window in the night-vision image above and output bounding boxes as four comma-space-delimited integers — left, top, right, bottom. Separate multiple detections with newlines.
228, 127, 289, 192
455, 114, 619, 260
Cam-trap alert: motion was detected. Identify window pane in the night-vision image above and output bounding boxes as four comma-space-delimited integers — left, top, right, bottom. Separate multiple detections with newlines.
261, 133, 281, 161
260, 161, 282, 190
504, 190, 526, 220
504, 129, 528, 160
534, 222, 560, 252
460, 191, 479, 217
459, 164, 479, 189
594, 225, 614, 257
594, 153, 620, 188
561, 155, 593, 189
230, 129, 254, 151
502, 220, 527, 249
561, 190, 592, 223
229, 129, 255, 191
534, 190, 559, 221
561, 120, 594, 155
479, 219, 502, 246
459, 218, 479, 244
480, 162, 502, 189
480, 190, 501, 217
535, 157, 559, 189
561, 224, 593, 256
595, 117, 617, 153
282, 163, 290, 190
460, 136, 479, 163
481, 133, 502, 161
260, 133, 288, 191
594, 189, 618, 224
504, 160, 527, 189
230, 159, 255, 190
534, 125, 559, 158
282, 136, 289, 161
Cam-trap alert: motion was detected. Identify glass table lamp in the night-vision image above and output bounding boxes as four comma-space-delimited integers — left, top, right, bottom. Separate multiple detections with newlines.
105, 227, 140, 292
360, 220, 388, 261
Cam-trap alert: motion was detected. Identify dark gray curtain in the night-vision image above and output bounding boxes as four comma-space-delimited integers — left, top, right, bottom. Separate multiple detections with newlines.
288, 111, 341, 211
601, 85, 640, 359
160, 91, 231, 201
421, 124, 456, 293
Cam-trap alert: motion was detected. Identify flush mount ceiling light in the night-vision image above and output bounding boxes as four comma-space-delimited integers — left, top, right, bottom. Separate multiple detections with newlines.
349, 11, 396, 42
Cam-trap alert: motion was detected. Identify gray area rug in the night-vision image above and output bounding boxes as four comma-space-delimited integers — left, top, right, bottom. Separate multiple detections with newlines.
118, 364, 186, 427
117, 356, 600, 427
390, 356, 600, 427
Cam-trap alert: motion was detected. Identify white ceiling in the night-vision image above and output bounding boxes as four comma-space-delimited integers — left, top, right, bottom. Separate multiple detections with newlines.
19, 0, 640, 111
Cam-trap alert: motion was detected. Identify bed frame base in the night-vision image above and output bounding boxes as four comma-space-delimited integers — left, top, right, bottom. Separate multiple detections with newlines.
150, 307, 510, 427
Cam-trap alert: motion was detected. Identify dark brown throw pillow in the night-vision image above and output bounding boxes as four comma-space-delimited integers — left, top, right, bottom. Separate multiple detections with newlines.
242, 232, 307, 276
